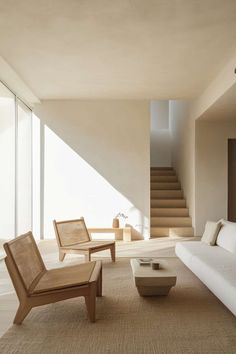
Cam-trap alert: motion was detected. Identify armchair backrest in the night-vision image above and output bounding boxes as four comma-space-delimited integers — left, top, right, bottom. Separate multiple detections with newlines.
4, 232, 46, 294
53, 218, 91, 247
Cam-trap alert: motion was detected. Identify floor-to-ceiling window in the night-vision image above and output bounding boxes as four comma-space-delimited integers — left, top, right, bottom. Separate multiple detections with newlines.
32, 114, 40, 239
0, 83, 15, 240
17, 100, 32, 235
0, 82, 33, 241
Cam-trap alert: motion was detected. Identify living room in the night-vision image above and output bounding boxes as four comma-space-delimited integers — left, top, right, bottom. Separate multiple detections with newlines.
0, 1, 236, 353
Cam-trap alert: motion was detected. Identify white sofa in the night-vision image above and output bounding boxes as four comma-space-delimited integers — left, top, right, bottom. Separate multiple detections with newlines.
175, 220, 236, 316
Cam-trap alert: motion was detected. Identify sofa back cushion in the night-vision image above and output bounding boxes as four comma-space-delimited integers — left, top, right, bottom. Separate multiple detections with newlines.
216, 220, 236, 254
201, 221, 222, 246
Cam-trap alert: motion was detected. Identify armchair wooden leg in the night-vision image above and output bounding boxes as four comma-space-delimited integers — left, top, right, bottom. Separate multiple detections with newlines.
110, 244, 116, 262
85, 282, 97, 323
85, 252, 91, 262
96, 267, 102, 297
59, 251, 65, 262
14, 303, 32, 325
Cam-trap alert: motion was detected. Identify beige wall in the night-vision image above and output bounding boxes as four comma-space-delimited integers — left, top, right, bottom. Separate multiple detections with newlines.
0, 56, 39, 106
195, 120, 236, 235
190, 53, 236, 121
169, 100, 195, 229
170, 100, 236, 236
34, 99, 150, 238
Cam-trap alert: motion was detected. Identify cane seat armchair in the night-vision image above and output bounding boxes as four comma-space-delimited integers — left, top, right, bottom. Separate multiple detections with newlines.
53, 217, 116, 262
4, 232, 102, 324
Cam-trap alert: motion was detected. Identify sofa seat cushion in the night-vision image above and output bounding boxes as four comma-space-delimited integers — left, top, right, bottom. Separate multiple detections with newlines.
176, 241, 236, 315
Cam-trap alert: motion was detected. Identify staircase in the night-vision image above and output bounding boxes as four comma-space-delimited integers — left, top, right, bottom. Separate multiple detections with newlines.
150, 167, 194, 237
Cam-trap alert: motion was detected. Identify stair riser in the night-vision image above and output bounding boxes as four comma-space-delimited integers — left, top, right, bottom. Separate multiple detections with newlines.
151, 190, 183, 199
151, 208, 189, 217
151, 171, 175, 176
151, 227, 194, 237
151, 176, 178, 182
151, 167, 173, 170
151, 182, 181, 190
151, 200, 186, 208
151, 217, 192, 227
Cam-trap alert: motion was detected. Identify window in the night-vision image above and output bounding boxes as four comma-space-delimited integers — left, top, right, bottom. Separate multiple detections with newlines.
0, 83, 15, 239
0, 82, 33, 241
17, 100, 32, 234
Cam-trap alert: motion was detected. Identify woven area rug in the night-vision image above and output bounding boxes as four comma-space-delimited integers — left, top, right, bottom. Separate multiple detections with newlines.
0, 257, 236, 354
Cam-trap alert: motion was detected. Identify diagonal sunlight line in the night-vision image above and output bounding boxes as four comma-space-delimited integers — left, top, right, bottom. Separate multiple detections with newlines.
41, 124, 149, 240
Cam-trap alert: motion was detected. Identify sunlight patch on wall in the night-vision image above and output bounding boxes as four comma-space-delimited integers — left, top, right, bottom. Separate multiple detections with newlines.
43, 126, 148, 239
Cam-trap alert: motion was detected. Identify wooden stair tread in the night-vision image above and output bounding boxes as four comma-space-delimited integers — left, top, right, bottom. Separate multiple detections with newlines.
151, 208, 189, 217
151, 171, 176, 176
150, 227, 194, 237
151, 176, 178, 182
151, 167, 173, 170
151, 182, 181, 190
151, 190, 183, 199
151, 199, 186, 207
151, 216, 192, 227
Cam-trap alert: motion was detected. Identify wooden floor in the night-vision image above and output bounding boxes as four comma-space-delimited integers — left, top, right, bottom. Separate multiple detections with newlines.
0, 236, 197, 337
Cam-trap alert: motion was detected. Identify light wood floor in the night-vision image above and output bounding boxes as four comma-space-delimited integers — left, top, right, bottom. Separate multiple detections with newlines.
0, 236, 197, 337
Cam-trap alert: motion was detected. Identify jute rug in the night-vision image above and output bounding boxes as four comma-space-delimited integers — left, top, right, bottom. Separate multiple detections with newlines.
0, 257, 236, 354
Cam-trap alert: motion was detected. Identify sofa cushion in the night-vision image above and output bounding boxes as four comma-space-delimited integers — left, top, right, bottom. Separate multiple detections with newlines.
216, 220, 236, 254
201, 221, 221, 246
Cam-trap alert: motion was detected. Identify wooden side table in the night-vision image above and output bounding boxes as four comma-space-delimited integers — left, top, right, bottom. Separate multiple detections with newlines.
87, 227, 132, 242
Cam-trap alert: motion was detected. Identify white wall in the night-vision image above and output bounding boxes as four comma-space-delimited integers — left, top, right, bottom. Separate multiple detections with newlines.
150, 131, 171, 167
150, 100, 169, 130
34, 100, 150, 239
169, 100, 195, 229
150, 100, 171, 167
195, 119, 236, 235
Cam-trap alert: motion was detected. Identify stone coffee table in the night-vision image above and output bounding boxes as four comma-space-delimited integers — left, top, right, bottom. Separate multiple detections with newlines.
130, 258, 177, 296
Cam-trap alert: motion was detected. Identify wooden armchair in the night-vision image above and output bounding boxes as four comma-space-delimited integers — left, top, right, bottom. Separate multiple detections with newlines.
3, 232, 102, 324
53, 218, 116, 262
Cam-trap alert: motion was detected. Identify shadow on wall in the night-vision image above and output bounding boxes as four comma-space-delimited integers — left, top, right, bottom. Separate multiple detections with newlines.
36, 116, 149, 240
34, 100, 150, 216
126, 224, 144, 241
126, 206, 149, 240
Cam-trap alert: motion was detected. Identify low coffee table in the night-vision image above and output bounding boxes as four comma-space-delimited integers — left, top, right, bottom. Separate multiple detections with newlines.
130, 258, 177, 296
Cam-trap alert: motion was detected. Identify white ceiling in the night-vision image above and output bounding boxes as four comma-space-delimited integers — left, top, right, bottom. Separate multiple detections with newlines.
0, 0, 236, 100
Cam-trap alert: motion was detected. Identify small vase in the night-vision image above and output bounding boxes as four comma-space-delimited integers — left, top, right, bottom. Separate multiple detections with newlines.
112, 218, 119, 228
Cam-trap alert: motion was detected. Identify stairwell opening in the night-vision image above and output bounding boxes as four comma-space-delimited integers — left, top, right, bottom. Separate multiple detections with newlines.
150, 101, 193, 238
